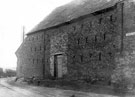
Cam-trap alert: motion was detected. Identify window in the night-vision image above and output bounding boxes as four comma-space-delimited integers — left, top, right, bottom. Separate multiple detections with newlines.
81, 24, 84, 29
113, 44, 116, 48
110, 15, 113, 22
77, 38, 80, 45
89, 53, 92, 58
95, 35, 97, 42
42, 59, 44, 63
44, 46, 46, 51
35, 47, 36, 51
134, 16, 135, 24
37, 59, 38, 63
30, 47, 32, 51
42, 34, 44, 39
86, 37, 88, 43
99, 18, 102, 24
80, 55, 83, 62
73, 26, 76, 31
108, 52, 112, 58
72, 55, 76, 62
39, 46, 41, 51
32, 37, 34, 41
28, 59, 31, 61
89, 22, 92, 27
110, 15, 117, 22
29, 37, 31, 41
103, 33, 106, 40
73, 55, 75, 59
99, 52, 101, 61
33, 59, 35, 64
27, 37, 29, 41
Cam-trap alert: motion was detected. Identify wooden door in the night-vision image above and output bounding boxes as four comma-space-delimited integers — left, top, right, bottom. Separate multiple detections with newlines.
54, 54, 63, 78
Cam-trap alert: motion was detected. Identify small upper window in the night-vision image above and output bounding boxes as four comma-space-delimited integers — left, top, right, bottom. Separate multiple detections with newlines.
44, 46, 46, 51
108, 52, 112, 58
32, 37, 34, 41
77, 38, 80, 45
33, 59, 35, 64
134, 16, 135, 24
42, 59, 44, 63
41, 34, 44, 39
110, 15, 117, 22
89, 22, 92, 27
35, 47, 36, 51
73, 26, 76, 31
30, 47, 32, 51
99, 18, 102, 24
95, 35, 97, 42
89, 53, 92, 58
29, 37, 31, 41
99, 52, 101, 61
81, 24, 84, 29
40, 46, 41, 51
80, 55, 83, 62
28, 59, 31, 61
110, 15, 113, 22
37, 59, 38, 63
103, 33, 106, 40
86, 37, 88, 43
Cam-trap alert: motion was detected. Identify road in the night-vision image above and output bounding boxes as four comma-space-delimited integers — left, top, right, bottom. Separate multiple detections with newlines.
0, 78, 52, 97
0, 78, 133, 97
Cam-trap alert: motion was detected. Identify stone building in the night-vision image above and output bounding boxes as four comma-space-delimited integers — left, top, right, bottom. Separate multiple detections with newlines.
16, 0, 135, 83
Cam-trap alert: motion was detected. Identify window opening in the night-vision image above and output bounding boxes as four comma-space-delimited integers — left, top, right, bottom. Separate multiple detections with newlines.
99, 52, 101, 61
86, 37, 88, 43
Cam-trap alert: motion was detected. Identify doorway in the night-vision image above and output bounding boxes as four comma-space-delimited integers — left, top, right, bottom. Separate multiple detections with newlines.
53, 54, 63, 78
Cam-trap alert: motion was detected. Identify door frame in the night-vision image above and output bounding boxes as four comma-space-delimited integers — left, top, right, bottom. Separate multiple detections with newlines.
53, 54, 63, 79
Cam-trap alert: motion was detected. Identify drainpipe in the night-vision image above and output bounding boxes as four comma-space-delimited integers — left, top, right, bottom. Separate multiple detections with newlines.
43, 32, 45, 79
120, 0, 124, 54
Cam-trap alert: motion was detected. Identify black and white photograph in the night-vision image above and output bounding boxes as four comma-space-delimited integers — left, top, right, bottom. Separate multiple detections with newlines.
0, 0, 135, 97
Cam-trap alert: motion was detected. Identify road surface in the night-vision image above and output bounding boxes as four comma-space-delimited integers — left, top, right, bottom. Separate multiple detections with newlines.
0, 78, 52, 97
0, 78, 133, 97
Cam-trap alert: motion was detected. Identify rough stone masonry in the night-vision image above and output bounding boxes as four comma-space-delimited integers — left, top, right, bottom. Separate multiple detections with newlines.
16, 0, 135, 85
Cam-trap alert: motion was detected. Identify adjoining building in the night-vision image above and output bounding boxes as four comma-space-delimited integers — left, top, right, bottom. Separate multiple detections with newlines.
15, 0, 135, 84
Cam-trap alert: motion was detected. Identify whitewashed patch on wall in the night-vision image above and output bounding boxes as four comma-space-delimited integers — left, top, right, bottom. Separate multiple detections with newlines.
126, 32, 135, 36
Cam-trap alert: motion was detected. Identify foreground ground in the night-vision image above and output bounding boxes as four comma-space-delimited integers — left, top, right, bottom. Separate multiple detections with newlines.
0, 77, 135, 97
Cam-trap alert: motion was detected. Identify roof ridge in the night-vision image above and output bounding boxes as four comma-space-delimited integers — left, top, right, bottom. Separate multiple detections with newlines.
28, 0, 119, 34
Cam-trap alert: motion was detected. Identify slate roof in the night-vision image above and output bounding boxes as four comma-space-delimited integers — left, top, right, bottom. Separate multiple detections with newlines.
28, 0, 120, 34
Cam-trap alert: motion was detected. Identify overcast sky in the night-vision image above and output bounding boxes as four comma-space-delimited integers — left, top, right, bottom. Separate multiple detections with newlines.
0, 0, 73, 70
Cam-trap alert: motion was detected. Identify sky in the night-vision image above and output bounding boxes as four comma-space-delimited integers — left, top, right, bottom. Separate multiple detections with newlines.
0, 0, 73, 70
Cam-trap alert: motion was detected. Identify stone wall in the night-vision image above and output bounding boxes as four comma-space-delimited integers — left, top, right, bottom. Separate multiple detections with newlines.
16, 32, 45, 78
111, 1, 135, 89
16, 2, 124, 82
124, 0, 135, 52
49, 28, 68, 77
65, 4, 122, 82
46, 3, 122, 82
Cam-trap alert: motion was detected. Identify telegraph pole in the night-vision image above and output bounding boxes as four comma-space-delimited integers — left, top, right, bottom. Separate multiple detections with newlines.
22, 26, 25, 42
